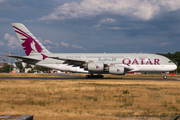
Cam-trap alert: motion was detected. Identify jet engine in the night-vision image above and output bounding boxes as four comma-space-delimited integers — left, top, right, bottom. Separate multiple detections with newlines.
87, 63, 104, 72
109, 66, 125, 75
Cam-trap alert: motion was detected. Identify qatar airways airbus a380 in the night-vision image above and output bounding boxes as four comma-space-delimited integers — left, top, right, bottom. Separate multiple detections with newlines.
8, 23, 177, 79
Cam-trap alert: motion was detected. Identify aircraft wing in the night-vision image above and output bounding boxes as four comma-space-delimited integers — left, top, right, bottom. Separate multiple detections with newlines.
48, 57, 89, 66
49, 57, 134, 70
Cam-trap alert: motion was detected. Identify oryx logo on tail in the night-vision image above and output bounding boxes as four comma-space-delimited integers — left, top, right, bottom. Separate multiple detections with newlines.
13, 26, 48, 60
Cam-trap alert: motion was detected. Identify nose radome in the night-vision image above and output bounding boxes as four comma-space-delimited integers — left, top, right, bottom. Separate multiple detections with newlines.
173, 63, 177, 70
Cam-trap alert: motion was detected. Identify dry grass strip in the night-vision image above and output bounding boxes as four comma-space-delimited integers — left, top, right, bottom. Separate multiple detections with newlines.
0, 79, 180, 119
1, 73, 180, 78
0, 73, 56, 77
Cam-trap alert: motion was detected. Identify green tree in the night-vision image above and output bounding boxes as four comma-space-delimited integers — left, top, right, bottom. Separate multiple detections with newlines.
16, 62, 24, 73
0, 64, 10, 73
25, 64, 32, 68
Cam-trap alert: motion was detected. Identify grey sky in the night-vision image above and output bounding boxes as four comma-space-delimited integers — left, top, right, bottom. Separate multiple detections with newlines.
0, 0, 180, 63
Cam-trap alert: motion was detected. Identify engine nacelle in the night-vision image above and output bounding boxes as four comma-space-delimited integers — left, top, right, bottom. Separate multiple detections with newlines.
109, 66, 125, 75
88, 63, 104, 72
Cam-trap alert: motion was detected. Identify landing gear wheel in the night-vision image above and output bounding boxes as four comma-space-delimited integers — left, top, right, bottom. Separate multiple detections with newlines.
94, 75, 98, 78
90, 75, 94, 78
86, 75, 90, 78
85, 74, 104, 79
100, 75, 104, 78
163, 75, 167, 79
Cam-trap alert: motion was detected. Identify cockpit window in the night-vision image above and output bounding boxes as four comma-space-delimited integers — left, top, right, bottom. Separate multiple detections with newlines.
169, 61, 172, 63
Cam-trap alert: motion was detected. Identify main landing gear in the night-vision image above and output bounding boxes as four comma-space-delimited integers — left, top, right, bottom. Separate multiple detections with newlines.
85, 74, 104, 78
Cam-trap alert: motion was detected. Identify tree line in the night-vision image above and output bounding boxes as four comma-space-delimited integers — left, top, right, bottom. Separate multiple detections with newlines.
0, 62, 49, 73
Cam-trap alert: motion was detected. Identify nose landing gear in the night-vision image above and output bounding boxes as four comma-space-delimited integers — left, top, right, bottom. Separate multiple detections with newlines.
163, 75, 167, 79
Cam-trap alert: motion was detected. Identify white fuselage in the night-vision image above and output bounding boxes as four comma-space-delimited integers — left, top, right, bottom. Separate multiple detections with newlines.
27, 53, 177, 73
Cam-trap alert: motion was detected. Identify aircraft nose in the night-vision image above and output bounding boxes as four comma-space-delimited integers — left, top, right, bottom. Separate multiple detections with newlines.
173, 63, 177, 70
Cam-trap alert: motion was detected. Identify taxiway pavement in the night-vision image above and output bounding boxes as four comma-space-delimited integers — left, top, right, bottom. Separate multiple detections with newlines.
0, 76, 180, 81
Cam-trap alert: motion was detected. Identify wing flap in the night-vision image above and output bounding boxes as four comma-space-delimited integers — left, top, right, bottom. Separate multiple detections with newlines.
48, 57, 87, 66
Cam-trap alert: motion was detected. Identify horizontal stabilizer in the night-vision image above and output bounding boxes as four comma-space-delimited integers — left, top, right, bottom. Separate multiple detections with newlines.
6, 55, 40, 62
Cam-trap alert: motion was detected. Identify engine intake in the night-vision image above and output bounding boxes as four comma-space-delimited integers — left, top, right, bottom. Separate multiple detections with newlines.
88, 63, 104, 72
109, 66, 125, 75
